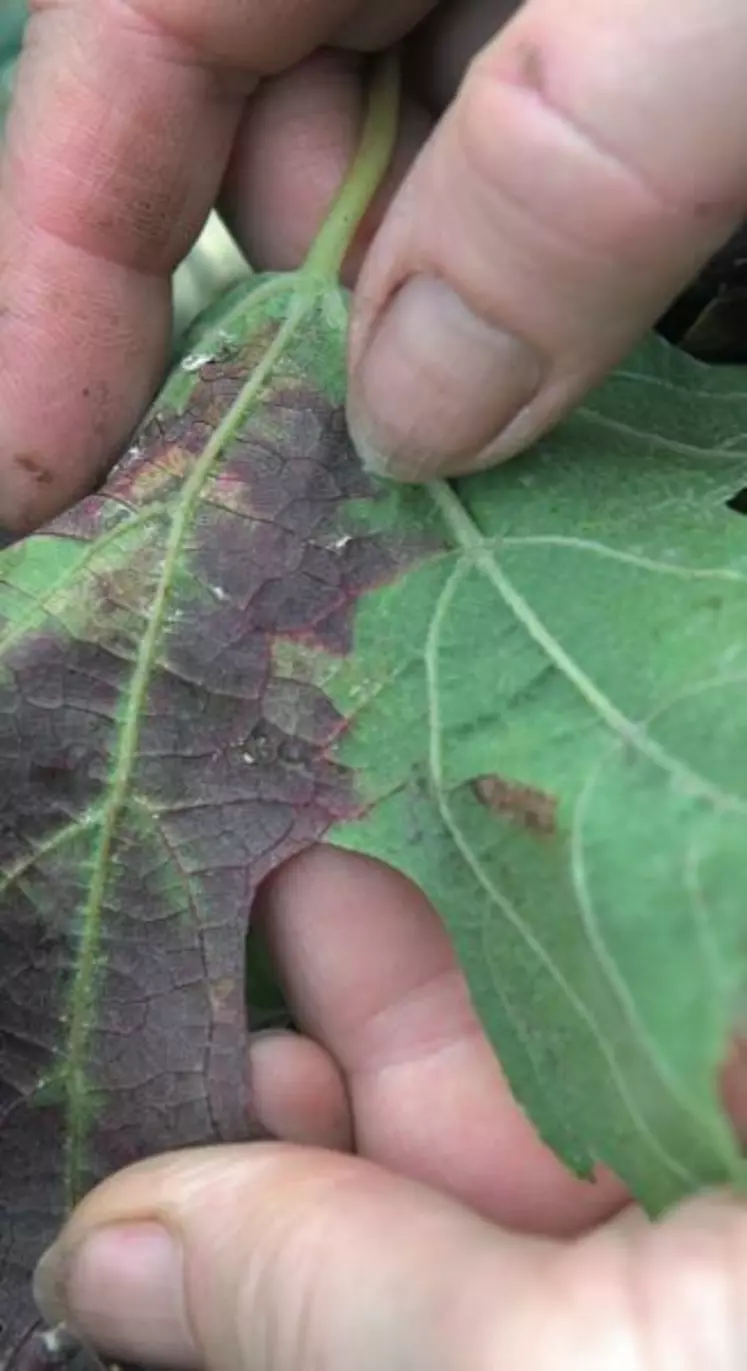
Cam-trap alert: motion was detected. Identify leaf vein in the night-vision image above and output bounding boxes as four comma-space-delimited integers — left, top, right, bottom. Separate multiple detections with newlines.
61, 290, 313, 1207
423, 561, 695, 1186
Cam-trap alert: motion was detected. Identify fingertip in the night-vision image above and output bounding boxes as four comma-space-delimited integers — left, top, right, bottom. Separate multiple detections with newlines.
347, 274, 543, 481
348, 0, 747, 483
45, 1221, 197, 1369
249, 1030, 353, 1151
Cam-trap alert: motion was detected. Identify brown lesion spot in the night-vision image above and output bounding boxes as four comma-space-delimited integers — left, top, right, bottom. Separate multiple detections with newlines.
13, 453, 55, 486
473, 774, 557, 836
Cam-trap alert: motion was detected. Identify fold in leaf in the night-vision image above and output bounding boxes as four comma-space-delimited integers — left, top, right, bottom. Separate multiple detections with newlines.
4, 132, 747, 1371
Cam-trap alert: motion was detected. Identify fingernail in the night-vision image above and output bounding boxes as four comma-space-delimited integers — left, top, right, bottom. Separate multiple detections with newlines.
34, 1223, 195, 1365
347, 275, 543, 480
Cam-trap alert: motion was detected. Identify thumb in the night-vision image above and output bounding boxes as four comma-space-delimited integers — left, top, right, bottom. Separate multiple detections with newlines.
33, 1145, 747, 1371
33, 1144, 547, 1371
347, 0, 747, 480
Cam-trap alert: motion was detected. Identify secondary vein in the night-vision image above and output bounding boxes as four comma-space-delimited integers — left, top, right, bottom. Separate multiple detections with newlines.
427, 480, 747, 816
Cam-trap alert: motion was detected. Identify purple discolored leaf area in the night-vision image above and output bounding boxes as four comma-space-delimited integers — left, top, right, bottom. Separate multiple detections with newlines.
6, 228, 747, 1371
0, 281, 428, 1367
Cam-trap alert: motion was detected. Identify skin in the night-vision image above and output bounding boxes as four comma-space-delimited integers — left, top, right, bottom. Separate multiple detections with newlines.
3, 0, 747, 524
34, 850, 747, 1370
9, 1, 747, 1364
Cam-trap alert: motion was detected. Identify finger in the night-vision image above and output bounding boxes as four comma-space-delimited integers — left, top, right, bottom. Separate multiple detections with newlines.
243, 1020, 747, 1172
34, 1148, 747, 1371
101, 1, 433, 68
0, 0, 388, 534
0, 0, 248, 531
256, 846, 627, 1235
412, 0, 521, 112
249, 1029, 353, 1150
334, 0, 436, 50
346, 0, 747, 480
221, 49, 431, 284
33, 1143, 551, 1369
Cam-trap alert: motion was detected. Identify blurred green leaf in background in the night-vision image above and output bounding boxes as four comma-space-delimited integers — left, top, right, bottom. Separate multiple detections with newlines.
0, 0, 25, 127
0, 0, 25, 63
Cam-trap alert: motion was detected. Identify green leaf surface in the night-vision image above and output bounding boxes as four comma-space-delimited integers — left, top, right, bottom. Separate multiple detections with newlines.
0, 0, 24, 133
3, 56, 747, 1368
0, 0, 25, 66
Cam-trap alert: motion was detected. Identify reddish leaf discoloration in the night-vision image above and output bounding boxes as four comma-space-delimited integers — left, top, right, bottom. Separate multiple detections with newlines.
0, 304, 430, 1367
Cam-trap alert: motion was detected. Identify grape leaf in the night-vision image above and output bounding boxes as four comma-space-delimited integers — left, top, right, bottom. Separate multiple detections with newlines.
4, 201, 747, 1371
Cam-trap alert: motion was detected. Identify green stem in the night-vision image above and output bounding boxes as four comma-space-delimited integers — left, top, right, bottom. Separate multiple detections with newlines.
302, 50, 401, 286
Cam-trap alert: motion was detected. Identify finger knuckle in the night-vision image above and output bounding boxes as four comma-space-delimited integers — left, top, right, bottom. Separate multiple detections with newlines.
451, 42, 692, 266
547, 1204, 747, 1371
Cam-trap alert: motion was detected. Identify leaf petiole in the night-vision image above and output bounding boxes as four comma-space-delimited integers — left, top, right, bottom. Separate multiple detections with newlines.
301, 50, 401, 288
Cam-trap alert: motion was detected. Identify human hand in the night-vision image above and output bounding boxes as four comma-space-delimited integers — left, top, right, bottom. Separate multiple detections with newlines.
33, 847, 747, 1369
2, 0, 747, 533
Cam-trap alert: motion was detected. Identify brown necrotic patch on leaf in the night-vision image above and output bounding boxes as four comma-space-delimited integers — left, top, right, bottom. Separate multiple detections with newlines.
473, 775, 558, 837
